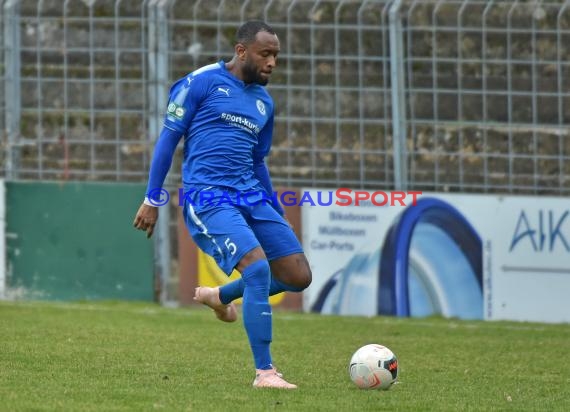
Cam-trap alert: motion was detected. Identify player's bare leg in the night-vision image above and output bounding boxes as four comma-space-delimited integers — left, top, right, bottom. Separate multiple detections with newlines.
269, 252, 312, 290
194, 286, 238, 322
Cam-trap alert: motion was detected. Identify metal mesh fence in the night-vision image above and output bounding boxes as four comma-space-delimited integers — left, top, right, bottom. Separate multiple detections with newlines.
3, 0, 151, 181
404, 0, 570, 194
3, 0, 569, 194
0, 2, 5, 166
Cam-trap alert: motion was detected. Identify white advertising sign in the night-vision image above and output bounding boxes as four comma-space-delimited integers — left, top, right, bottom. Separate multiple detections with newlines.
478, 197, 570, 323
301, 188, 423, 317
302, 188, 570, 324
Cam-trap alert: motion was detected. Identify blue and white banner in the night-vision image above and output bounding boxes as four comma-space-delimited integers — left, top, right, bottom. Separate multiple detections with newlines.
301, 189, 570, 324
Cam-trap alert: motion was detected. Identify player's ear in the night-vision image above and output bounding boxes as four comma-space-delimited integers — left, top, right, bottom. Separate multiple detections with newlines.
235, 43, 247, 60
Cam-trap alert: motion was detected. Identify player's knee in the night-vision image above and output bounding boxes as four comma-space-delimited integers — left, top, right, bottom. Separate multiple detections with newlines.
297, 264, 312, 290
286, 261, 312, 290
295, 254, 312, 289
241, 259, 271, 288
270, 253, 312, 290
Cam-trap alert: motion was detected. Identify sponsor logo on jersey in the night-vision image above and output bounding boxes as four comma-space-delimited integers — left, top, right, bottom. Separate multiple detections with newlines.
221, 112, 261, 134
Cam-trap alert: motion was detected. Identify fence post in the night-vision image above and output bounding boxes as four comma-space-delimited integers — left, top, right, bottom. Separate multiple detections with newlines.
147, 0, 172, 305
3, 0, 21, 180
389, 0, 408, 190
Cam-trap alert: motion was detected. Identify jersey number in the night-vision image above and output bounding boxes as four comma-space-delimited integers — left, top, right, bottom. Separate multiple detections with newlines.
224, 238, 237, 255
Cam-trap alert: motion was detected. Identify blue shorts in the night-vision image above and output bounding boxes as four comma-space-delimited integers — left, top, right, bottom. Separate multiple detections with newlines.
182, 186, 303, 275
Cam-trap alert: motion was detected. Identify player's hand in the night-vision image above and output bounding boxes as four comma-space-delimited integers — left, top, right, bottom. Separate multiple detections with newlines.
133, 203, 159, 238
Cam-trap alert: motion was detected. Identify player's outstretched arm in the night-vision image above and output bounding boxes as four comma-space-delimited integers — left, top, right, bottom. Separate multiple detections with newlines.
133, 126, 183, 238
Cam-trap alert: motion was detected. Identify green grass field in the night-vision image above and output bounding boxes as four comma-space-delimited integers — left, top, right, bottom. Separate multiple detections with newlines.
1, 301, 568, 411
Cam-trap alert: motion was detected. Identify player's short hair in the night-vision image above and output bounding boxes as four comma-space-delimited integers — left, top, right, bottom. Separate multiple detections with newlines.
236, 20, 276, 45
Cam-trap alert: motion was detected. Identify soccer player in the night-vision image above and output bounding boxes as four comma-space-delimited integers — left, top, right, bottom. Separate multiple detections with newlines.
133, 21, 312, 389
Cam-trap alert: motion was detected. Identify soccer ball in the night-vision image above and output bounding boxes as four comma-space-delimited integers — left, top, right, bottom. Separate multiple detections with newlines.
348, 344, 398, 390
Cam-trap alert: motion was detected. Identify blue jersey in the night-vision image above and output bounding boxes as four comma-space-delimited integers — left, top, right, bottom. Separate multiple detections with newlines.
164, 60, 275, 192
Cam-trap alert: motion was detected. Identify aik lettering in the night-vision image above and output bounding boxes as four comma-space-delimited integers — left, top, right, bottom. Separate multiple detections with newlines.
510, 210, 569, 252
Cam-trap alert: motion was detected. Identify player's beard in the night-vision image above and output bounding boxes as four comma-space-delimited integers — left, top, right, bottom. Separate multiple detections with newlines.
243, 60, 268, 86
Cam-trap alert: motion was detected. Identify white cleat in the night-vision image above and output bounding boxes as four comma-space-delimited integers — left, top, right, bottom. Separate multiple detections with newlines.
193, 286, 237, 323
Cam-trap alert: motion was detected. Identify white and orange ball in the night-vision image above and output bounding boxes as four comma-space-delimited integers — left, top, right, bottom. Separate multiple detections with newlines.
348, 344, 398, 390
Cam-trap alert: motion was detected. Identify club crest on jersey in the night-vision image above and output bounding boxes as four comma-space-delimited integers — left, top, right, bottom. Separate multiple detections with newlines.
167, 102, 185, 120
256, 99, 266, 115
